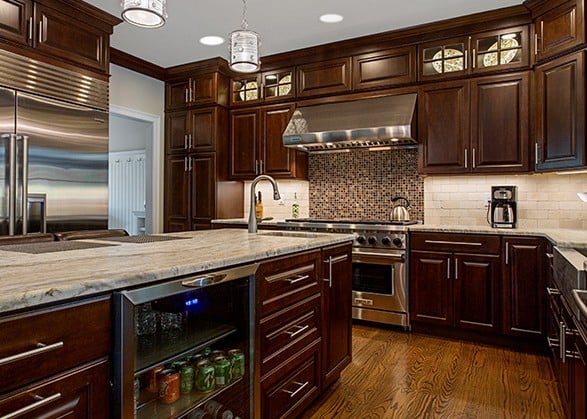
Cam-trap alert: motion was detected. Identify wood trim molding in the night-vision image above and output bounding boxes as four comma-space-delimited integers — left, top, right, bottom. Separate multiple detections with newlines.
36, 0, 122, 32
110, 48, 167, 80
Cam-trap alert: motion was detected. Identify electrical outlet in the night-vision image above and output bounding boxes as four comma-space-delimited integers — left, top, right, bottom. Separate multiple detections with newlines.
484, 192, 491, 202
278, 199, 285, 206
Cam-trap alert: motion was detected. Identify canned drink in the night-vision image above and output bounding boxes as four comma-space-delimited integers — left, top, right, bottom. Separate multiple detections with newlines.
200, 347, 212, 356
171, 360, 186, 371
158, 369, 180, 404
188, 408, 212, 419
210, 349, 225, 358
147, 365, 165, 393
213, 356, 231, 386
195, 360, 215, 392
203, 399, 234, 419
187, 353, 204, 365
228, 349, 245, 379
180, 364, 194, 394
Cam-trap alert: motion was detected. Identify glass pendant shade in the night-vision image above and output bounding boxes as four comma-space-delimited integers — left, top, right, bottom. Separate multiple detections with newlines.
121, 0, 167, 28
230, 29, 260, 73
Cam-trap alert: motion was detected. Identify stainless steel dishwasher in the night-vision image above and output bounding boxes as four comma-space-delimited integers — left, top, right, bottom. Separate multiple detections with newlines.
112, 263, 258, 419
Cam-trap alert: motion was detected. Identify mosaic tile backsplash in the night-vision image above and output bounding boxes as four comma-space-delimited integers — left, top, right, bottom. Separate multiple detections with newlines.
308, 148, 424, 221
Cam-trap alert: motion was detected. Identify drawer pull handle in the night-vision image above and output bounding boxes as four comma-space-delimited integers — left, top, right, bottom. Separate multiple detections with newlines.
547, 287, 561, 296
282, 380, 309, 398
0, 392, 61, 419
354, 297, 373, 306
286, 274, 310, 284
0, 341, 63, 367
284, 324, 309, 338
547, 337, 560, 349
424, 240, 482, 246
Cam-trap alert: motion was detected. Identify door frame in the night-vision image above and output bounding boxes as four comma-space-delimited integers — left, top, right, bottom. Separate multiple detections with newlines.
109, 104, 162, 233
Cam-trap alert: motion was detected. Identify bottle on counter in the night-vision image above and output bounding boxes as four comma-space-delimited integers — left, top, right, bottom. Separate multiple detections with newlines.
291, 192, 299, 219
255, 191, 263, 219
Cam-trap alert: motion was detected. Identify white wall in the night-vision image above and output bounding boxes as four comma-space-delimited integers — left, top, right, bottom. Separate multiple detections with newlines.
109, 64, 165, 232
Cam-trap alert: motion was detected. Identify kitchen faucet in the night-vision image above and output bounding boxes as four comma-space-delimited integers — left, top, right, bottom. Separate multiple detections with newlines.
248, 175, 281, 233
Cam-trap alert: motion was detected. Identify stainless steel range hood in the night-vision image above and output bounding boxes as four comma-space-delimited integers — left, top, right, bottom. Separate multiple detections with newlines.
282, 94, 417, 152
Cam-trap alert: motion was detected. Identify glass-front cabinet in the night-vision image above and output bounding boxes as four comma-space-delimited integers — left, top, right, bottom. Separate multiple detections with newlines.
231, 68, 294, 105
420, 26, 529, 80
113, 264, 257, 419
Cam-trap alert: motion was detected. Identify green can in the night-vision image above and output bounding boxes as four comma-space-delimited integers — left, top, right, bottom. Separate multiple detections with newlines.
213, 356, 232, 386
228, 349, 245, 379
180, 364, 194, 394
195, 360, 215, 392
200, 347, 212, 357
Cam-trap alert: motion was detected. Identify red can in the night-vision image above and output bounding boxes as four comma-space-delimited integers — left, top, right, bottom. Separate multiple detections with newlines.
157, 369, 180, 404
147, 365, 165, 393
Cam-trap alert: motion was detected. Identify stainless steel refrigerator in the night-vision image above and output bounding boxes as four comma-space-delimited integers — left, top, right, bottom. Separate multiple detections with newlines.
0, 86, 108, 235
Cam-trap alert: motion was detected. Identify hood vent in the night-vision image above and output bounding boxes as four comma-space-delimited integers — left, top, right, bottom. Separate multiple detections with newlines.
283, 94, 417, 152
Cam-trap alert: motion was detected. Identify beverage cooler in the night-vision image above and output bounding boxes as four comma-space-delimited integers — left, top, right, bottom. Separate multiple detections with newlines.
113, 263, 258, 419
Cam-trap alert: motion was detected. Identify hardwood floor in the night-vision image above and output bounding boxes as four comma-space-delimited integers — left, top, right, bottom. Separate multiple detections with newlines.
302, 324, 565, 419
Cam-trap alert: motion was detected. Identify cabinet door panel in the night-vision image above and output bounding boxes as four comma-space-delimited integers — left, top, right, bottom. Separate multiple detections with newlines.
165, 111, 188, 153
166, 79, 189, 110
230, 110, 258, 178
418, 80, 469, 173
34, 4, 107, 72
0, 0, 31, 45
261, 104, 295, 177
535, 51, 585, 170
537, 1, 585, 60
471, 72, 529, 172
164, 155, 190, 232
409, 250, 452, 326
453, 253, 500, 332
190, 108, 216, 152
502, 237, 546, 337
297, 57, 351, 97
352, 47, 416, 90
191, 153, 215, 223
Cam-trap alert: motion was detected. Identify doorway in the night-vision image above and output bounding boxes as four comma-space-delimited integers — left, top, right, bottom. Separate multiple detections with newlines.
108, 105, 162, 234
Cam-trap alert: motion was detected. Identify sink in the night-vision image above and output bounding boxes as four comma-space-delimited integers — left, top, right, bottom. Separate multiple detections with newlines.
257, 231, 322, 239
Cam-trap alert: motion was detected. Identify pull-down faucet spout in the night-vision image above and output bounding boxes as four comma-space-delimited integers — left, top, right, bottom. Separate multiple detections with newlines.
248, 175, 281, 233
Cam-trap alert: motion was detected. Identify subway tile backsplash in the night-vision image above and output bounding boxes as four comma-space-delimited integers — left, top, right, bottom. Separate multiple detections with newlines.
308, 149, 424, 221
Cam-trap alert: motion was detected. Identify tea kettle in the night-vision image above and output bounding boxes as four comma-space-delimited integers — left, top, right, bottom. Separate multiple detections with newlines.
391, 196, 411, 221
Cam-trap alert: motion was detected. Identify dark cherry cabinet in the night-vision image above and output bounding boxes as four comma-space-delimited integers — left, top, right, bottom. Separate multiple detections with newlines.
352, 46, 417, 90
502, 236, 547, 338
296, 57, 352, 98
410, 233, 501, 333
190, 153, 216, 229
535, 51, 585, 170
166, 73, 228, 110
419, 72, 530, 174
164, 154, 190, 232
0, 0, 32, 45
534, 0, 585, 61
166, 107, 219, 154
229, 104, 307, 180
230, 68, 294, 106
321, 244, 352, 389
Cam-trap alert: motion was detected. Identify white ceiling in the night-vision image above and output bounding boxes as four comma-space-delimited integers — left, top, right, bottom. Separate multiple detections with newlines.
84, 0, 525, 69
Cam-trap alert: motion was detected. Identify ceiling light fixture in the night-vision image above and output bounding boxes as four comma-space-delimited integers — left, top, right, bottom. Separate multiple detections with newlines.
229, 0, 260, 73
121, 0, 167, 28
320, 13, 344, 23
200, 36, 225, 46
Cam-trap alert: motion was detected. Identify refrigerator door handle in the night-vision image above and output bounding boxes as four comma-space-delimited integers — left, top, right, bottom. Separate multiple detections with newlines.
20, 135, 29, 234
6, 133, 17, 235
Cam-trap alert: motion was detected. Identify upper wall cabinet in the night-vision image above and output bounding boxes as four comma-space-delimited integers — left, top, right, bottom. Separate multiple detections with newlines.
534, 0, 585, 61
230, 68, 294, 106
419, 27, 530, 81
166, 72, 229, 110
296, 57, 351, 98
0, 0, 32, 45
352, 46, 417, 90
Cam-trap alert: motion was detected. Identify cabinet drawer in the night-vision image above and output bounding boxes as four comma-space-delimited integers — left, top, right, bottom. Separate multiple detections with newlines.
0, 359, 109, 418
258, 250, 320, 316
411, 232, 500, 254
260, 294, 321, 375
0, 297, 111, 394
261, 340, 321, 419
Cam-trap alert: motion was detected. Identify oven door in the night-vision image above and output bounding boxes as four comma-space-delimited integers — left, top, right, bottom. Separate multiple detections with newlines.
351, 249, 407, 313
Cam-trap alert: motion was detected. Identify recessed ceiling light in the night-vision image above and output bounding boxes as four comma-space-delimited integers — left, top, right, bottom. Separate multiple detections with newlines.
320, 14, 343, 23
199, 36, 225, 46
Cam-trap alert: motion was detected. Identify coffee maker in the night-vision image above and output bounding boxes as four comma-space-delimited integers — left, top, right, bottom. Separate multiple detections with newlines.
491, 186, 517, 228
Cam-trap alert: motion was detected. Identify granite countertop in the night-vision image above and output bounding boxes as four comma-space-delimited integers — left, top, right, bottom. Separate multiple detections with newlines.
0, 229, 354, 314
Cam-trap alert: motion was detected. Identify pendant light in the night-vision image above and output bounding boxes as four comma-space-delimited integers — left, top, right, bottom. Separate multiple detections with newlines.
229, 0, 260, 73
121, 0, 167, 29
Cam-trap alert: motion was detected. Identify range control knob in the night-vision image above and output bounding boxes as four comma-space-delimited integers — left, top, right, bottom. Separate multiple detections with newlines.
356, 235, 367, 244
381, 236, 392, 246
368, 236, 377, 245
393, 237, 403, 247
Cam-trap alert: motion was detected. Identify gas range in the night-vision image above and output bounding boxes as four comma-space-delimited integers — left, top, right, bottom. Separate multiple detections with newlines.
275, 218, 419, 251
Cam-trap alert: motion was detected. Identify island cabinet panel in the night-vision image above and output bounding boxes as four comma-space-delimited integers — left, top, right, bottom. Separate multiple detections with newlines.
535, 0, 585, 61
535, 51, 585, 170
0, 359, 109, 418
502, 236, 547, 338
352, 46, 417, 90
0, 296, 111, 395
296, 57, 352, 98
410, 232, 501, 334
0, 0, 32, 45
33, 4, 108, 72
321, 244, 352, 389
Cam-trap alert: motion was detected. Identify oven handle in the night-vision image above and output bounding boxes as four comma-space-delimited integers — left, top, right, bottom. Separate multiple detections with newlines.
352, 251, 404, 264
